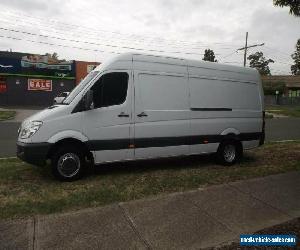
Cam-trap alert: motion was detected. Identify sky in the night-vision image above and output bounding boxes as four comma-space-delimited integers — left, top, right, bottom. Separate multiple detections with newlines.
0, 0, 299, 75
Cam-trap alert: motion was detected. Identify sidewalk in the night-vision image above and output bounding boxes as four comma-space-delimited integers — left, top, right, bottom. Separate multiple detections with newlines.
1, 171, 299, 249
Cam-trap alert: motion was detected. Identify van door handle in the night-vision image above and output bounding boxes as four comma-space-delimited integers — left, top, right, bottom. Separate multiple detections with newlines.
137, 112, 148, 117
118, 112, 129, 117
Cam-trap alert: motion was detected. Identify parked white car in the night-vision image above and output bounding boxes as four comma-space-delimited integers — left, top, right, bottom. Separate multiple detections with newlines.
53, 92, 70, 104
17, 53, 265, 181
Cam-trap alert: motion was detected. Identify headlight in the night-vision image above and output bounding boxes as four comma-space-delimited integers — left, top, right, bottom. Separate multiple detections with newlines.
20, 121, 43, 139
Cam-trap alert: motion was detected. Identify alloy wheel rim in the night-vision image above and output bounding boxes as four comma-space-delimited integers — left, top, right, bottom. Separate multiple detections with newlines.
57, 153, 80, 178
223, 144, 236, 163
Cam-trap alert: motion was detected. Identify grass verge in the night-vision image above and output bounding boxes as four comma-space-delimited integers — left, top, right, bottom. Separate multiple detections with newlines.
0, 111, 16, 121
265, 113, 274, 119
0, 141, 299, 219
266, 105, 300, 117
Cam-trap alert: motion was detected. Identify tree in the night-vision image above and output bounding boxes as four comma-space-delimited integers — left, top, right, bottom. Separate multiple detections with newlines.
247, 51, 274, 75
203, 49, 217, 62
46, 52, 59, 60
273, 0, 300, 16
291, 39, 300, 75
51, 52, 59, 60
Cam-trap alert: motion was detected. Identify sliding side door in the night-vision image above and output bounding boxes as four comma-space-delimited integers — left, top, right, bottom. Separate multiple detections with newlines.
134, 71, 190, 159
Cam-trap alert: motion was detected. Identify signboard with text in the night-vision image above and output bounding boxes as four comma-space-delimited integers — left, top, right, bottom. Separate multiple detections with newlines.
0, 76, 6, 93
0, 52, 75, 78
28, 79, 52, 91
0, 84, 6, 93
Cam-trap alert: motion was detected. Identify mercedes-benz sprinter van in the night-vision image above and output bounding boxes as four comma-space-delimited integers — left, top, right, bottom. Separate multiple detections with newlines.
17, 53, 265, 181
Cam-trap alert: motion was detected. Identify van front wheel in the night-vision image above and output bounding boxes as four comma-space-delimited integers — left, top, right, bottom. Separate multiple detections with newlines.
51, 146, 85, 181
216, 141, 241, 166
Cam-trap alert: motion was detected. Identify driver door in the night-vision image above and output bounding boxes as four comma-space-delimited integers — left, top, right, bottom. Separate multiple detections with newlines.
82, 70, 134, 163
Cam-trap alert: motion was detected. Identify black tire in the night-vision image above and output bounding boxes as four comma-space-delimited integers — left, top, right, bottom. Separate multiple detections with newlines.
51, 145, 86, 181
216, 140, 241, 166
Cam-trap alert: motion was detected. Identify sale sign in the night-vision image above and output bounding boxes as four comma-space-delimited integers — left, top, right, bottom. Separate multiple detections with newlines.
28, 79, 52, 91
0, 77, 7, 93
0, 84, 6, 93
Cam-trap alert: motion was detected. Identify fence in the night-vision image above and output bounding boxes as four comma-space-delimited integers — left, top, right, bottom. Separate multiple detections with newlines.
264, 95, 300, 105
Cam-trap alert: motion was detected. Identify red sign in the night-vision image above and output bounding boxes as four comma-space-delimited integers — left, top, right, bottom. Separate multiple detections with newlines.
0, 84, 6, 93
28, 79, 52, 91
0, 77, 6, 93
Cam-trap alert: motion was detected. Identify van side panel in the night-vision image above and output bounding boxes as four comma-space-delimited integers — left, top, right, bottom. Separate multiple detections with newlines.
94, 54, 263, 162
189, 77, 261, 110
188, 65, 262, 154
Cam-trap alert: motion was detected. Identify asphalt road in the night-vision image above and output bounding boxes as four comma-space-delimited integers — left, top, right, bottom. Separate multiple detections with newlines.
0, 118, 300, 158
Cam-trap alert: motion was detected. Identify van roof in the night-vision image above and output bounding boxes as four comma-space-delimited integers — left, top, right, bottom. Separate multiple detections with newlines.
94, 52, 258, 76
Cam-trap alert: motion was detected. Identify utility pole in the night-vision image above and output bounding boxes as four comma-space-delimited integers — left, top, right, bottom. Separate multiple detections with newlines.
243, 32, 248, 67
237, 32, 265, 67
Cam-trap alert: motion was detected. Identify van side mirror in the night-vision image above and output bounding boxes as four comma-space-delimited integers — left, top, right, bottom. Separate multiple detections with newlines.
84, 89, 93, 110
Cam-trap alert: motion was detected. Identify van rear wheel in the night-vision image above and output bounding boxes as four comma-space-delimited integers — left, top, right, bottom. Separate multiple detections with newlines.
216, 141, 241, 166
51, 145, 85, 181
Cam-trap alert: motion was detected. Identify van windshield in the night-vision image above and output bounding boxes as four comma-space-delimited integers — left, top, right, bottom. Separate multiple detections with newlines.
63, 71, 99, 104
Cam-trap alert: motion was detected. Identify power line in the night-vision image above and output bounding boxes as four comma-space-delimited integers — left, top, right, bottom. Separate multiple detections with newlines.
273, 61, 292, 65
0, 15, 240, 57
1, 31, 292, 72
218, 45, 292, 65
0, 23, 291, 66
1, 8, 244, 49
260, 50, 293, 65
271, 70, 291, 74
264, 46, 292, 57
222, 61, 241, 64
219, 51, 238, 60
0, 26, 216, 57
0, 34, 119, 55
2, 9, 292, 65
0, 32, 221, 59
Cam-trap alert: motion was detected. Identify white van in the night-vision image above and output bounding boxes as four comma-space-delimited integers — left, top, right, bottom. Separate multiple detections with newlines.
17, 53, 265, 181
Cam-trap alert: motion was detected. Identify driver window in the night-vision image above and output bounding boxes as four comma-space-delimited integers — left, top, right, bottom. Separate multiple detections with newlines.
91, 72, 128, 109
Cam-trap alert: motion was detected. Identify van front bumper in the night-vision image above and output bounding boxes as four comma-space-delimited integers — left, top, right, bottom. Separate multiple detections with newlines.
17, 141, 52, 166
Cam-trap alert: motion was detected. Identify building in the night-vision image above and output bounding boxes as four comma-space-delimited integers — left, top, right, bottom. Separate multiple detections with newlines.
0, 51, 100, 106
261, 75, 300, 97
75, 61, 100, 84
